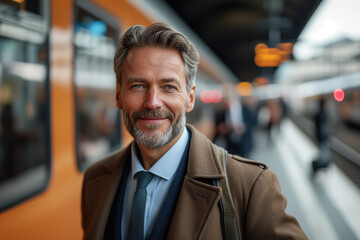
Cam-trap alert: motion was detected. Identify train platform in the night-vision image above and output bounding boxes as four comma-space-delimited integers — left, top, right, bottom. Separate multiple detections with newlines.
249, 118, 360, 240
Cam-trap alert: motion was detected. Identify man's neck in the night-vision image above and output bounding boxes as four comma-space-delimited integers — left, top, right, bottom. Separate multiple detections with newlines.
136, 129, 184, 170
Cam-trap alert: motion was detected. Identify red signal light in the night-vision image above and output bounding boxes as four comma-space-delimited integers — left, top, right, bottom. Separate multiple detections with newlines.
333, 88, 344, 102
200, 89, 223, 104
200, 90, 211, 104
211, 90, 223, 103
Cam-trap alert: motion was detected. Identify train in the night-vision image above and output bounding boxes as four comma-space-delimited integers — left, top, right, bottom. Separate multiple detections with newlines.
1, 0, 360, 239
0, 0, 235, 238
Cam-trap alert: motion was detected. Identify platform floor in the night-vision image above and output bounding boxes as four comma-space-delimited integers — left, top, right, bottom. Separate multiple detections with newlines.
249, 119, 360, 240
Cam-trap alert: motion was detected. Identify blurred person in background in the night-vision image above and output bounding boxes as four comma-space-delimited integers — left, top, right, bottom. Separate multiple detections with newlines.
266, 99, 283, 138
312, 98, 331, 172
257, 99, 283, 143
214, 88, 244, 156
81, 22, 307, 240
239, 95, 258, 158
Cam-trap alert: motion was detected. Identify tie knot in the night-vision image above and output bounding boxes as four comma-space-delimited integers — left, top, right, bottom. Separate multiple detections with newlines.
136, 171, 153, 189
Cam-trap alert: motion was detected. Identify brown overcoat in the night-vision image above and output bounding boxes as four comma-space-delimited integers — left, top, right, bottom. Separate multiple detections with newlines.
82, 125, 307, 239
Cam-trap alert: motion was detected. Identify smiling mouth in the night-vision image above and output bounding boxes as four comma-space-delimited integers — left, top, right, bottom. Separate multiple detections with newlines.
133, 109, 174, 125
139, 117, 167, 123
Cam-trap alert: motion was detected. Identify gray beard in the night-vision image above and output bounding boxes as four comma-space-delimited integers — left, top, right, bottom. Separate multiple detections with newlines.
122, 108, 186, 148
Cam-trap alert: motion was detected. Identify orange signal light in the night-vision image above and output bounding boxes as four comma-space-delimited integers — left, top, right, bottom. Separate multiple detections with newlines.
236, 82, 253, 96
254, 43, 292, 67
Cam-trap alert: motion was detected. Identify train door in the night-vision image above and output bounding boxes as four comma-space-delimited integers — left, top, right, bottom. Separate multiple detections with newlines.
73, 0, 122, 171
0, 0, 50, 212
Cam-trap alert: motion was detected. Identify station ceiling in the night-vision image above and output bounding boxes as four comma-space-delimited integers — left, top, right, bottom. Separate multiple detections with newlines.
164, 0, 322, 83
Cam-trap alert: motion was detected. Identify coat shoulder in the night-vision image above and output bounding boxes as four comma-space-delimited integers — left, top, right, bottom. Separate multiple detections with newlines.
229, 154, 268, 170
225, 153, 270, 186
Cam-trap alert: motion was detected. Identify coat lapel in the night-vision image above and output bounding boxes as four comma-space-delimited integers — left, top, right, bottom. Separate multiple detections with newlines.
85, 147, 131, 239
167, 176, 222, 239
167, 125, 225, 239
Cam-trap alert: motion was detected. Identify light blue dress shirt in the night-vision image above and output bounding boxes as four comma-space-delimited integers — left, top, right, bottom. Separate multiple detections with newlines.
121, 127, 189, 239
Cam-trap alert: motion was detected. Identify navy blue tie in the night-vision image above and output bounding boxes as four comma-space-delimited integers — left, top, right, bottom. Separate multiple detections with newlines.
127, 171, 154, 240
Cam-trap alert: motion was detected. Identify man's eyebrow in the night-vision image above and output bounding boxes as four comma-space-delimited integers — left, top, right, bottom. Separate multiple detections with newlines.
125, 77, 181, 86
126, 78, 147, 84
160, 78, 181, 85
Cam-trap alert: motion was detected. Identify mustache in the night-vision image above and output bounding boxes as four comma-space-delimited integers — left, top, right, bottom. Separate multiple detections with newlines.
132, 109, 174, 122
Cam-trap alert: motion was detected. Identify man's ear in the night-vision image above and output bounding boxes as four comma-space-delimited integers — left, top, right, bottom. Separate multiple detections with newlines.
185, 85, 196, 113
116, 82, 122, 110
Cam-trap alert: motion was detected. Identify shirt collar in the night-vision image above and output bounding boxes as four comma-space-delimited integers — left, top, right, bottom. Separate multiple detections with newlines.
131, 127, 189, 180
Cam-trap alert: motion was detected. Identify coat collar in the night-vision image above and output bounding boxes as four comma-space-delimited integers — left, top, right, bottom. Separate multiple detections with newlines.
101, 145, 131, 173
186, 124, 225, 180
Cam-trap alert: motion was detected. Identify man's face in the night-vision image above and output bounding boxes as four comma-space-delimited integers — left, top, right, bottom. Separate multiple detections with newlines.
116, 47, 195, 148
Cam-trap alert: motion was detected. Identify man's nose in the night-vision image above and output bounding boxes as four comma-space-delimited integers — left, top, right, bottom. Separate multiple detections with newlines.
144, 87, 162, 109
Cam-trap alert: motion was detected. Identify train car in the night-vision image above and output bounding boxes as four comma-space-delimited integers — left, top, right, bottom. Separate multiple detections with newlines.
0, 0, 237, 238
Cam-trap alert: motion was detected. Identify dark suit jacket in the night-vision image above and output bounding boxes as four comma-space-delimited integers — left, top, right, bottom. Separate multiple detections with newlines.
82, 125, 307, 239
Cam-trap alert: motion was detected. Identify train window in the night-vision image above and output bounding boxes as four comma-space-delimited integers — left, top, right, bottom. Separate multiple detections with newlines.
74, 0, 121, 171
0, 0, 50, 211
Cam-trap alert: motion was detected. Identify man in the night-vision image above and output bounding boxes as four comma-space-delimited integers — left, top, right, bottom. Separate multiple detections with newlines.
82, 22, 307, 240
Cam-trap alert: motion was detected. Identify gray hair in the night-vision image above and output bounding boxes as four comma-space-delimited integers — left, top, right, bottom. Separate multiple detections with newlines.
114, 22, 200, 92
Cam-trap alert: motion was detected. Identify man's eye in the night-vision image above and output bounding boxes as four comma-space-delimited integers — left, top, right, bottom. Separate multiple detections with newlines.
165, 85, 176, 90
131, 84, 144, 89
